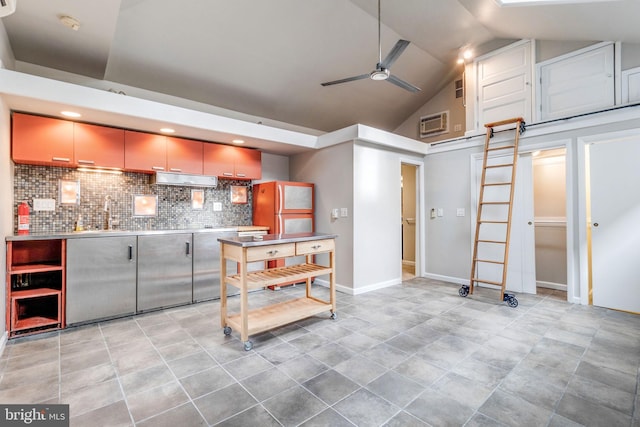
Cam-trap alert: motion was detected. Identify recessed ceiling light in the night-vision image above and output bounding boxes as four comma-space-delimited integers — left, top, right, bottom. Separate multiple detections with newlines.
61, 111, 81, 118
496, 0, 621, 5
232, 139, 245, 144
160, 128, 175, 133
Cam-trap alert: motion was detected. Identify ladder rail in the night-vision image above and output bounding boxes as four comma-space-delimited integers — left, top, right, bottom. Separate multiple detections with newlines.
468, 117, 524, 302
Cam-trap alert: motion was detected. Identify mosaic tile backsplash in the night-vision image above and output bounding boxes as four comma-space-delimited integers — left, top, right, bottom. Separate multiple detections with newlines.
13, 165, 253, 234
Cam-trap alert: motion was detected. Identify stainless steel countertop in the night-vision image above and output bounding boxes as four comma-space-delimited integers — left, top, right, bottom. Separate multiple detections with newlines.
6, 226, 269, 241
217, 232, 337, 247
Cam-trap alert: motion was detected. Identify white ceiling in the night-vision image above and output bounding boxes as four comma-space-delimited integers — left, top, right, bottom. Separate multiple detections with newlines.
2, 0, 640, 134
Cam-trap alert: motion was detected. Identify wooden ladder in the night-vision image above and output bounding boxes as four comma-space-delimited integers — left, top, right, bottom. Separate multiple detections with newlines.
459, 117, 525, 308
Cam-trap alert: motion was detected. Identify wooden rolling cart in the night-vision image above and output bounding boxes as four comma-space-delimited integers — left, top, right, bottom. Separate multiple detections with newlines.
218, 232, 337, 350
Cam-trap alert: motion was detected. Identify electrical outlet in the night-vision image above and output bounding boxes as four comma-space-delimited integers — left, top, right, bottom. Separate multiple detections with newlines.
213, 202, 223, 212
340, 208, 348, 217
454, 123, 462, 132
457, 208, 465, 217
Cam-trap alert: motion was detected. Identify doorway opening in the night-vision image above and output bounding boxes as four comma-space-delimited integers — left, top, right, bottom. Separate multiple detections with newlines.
401, 163, 418, 281
532, 148, 568, 299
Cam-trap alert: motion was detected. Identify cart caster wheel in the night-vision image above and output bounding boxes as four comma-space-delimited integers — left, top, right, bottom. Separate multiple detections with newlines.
459, 286, 469, 297
243, 341, 253, 351
507, 297, 518, 308
223, 326, 232, 336
330, 312, 337, 320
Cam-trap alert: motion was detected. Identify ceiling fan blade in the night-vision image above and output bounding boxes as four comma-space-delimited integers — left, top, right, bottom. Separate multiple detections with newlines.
387, 74, 421, 93
380, 39, 410, 69
321, 74, 370, 87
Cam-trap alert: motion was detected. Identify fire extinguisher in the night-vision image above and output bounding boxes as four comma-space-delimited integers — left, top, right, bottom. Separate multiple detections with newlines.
17, 201, 30, 235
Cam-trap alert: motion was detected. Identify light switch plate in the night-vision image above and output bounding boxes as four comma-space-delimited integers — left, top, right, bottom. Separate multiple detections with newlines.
213, 202, 223, 212
437, 208, 444, 217
331, 208, 339, 219
33, 198, 56, 211
340, 208, 348, 217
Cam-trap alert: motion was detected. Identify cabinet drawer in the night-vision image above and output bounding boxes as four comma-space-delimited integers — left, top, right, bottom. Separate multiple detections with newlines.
246, 243, 295, 262
296, 239, 334, 255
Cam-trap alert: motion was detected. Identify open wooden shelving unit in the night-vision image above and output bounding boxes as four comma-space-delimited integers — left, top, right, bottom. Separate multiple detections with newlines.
6, 239, 66, 337
219, 235, 336, 350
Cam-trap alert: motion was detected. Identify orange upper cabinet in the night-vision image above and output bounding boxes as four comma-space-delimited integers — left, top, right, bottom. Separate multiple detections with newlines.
203, 144, 261, 180
12, 113, 74, 166
124, 130, 167, 173
74, 123, 125, 169
166, 137, 203, 175
234, 147, 262, 180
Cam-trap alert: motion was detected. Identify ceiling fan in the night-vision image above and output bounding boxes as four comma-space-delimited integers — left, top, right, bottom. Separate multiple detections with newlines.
320, 0, 420, 93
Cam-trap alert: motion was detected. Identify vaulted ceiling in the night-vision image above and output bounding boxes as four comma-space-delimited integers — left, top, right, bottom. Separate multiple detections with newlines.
2, 0, 639, 134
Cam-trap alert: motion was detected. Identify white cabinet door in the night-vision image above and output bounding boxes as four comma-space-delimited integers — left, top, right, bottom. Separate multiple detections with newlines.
472, 153, 536, 294
476, 41, 532, 128
539, 43, 614, 120
589, 136, 640, 313
622, 66, 640, 104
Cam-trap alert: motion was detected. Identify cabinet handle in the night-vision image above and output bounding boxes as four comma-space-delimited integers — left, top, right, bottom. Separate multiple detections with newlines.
52, 157, 70, 163
169, 168, 182, 172
236, 173, 246, 177
267, 250, 278, 255
186, 242, 191, 255
77, 159, 95, 165
128, 245, 134, 261
223, 172, 233, 177
152, 166, 165, 171
311, 245, 321, 250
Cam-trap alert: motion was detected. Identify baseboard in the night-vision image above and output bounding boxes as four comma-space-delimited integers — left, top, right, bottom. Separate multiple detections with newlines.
537, 281, 567, 291
315, 277, 401, 296
422, 272, 467, 286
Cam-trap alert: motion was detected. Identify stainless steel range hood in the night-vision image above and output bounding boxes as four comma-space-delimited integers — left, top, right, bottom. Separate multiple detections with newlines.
151, 172, 218, 187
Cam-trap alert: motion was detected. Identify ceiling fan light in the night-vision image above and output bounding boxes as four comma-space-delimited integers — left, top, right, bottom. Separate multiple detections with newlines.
370, 68, 390, 81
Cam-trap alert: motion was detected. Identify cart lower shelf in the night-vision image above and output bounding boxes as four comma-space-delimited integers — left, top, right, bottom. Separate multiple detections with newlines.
225, 263, 332, 290
224, 296, 333, 338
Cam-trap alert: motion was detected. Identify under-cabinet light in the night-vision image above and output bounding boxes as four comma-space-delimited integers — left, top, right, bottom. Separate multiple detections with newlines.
160, 128, 175, 133
232, 139, 245, 144
77, 167, 123, 175
61, 111, 81, 118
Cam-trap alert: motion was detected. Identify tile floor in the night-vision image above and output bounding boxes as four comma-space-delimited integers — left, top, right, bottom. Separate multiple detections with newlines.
0, 278, 639, 427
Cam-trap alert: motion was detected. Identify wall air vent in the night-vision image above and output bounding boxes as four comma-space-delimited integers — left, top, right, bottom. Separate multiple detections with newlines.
0, 0, 17, 18
419, 110, 449, 138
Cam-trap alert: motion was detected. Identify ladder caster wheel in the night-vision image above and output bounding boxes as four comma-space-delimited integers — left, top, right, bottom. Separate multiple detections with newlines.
459, 286, 469, 297
243, 341, 253, 351
223, 326, 232, 336
330, 312, 337, 320
506, 296, 518, 308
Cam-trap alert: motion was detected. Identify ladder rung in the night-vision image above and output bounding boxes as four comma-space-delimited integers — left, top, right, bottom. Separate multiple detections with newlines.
478, 240, 506, 244
484, 117, 525, 128
487, 145, 516, 152
483, 182, 512, 186
480, 201, 510, 205
474, 259, 505, 265
479, 220, 508, 224
485, 163, 513, 169
471, 278, 503, 286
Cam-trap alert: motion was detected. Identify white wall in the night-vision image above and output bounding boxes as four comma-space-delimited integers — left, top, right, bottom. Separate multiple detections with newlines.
0, 97, 11, 345
290, 142, 354, 291
256, 152, 289, 183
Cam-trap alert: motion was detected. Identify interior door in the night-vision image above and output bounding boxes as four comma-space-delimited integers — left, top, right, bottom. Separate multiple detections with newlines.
588, 136, 640, 313
473, 153, 536, 293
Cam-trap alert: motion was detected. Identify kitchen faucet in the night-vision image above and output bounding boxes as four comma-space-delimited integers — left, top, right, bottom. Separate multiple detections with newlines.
103, 195, 113, 230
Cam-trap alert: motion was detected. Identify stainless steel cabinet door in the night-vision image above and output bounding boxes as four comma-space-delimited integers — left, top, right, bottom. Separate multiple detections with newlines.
137, 233, 193, 311
193, 231, 239, 302
66, 236, 137, 325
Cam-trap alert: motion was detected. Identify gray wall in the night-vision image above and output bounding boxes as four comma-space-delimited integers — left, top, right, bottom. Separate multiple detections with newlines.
290, 142, 354, 290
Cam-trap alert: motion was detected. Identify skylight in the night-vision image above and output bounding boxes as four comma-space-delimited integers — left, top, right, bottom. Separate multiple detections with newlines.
496, 0, 622, 6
